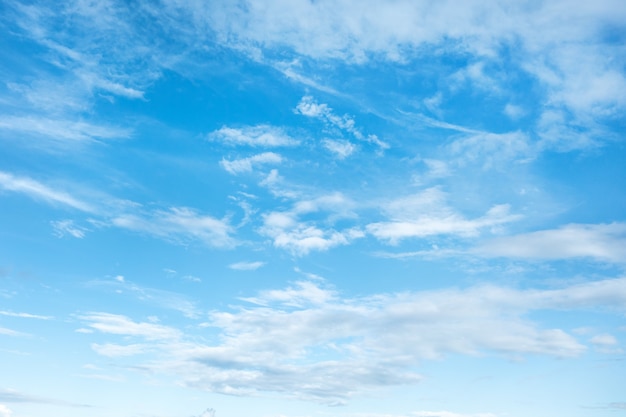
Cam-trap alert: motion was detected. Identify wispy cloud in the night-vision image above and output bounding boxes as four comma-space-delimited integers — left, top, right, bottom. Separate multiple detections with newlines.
0, 311, 53, 320
0, 327, 25, 337
111, 206, 236, 249
0, 170, 237, 249
474, 223, 626, 264
208, 125, 299, 147
322, 139, 357, 159
0, 116, 131, 143
367, 187, 521, 244
87, 277, 201, 318
79, 312, 181, 341
51, 219, 88, 238
91, 343, 148, 357
0, 171, 95, 212
220, 152, 283, 174
0, 388, 90, 408
229, 261, 266, 271
296, 96, 389, 150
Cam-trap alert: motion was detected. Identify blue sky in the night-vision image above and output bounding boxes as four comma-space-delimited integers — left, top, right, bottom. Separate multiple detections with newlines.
1, 1, 626, 416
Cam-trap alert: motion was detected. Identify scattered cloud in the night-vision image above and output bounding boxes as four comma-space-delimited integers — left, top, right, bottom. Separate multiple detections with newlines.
229, 261, 266, 271
81, 277, 626, 404
208, 125, 299, 147
503, 104, 525, 120
112, 207, 236, 249
0, 327, 25, 337
296, 96, 389, 150
322, 139, 357, 159
474, 223, 626, 263
91, 343, 148, 357
448, 131, 534, 169
0, 171, 95, 213
0, 404, 11, 417
0, 311, 52, 320
590, 334, 618, 347
51, 219, 88, 238
78, 312, 181, 341
0, 115, 131, 144
255, 191, 363, 255
367, 187, 521, 244
220, 152, 283, 174
87, 278, 201, 318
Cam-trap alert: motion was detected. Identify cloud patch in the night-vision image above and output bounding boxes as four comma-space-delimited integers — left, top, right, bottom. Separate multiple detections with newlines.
220, 152, 283, 174
208, 125, 299, 147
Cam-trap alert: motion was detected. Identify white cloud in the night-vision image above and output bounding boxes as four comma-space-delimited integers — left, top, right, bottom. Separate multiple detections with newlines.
503, 104, 525, 119
260, 204, 363, 255
88, 277, 201, 318
240, 280, 336, 307
0, 171, 95, 212
296, 96, 389, 150
0, 327, 24, 337
257, 191, 362, 255
112, 206, 236, 248
229, 261, 266, 271
0, 311, 52, 320
447, 131, 534, 169
208, 125, 299, 147
206, 1, 626, 120
590, 334, 617, 346
322, 139, 357, 159
0, 405, 11, 417
474, 223, 626, 263
262, 220, 364, 256
79, 312, 181, 341
93, 277, 626, 404
367, 187, 521, 243
220, 152, 283, 174
0, 115, 131, 143
51, 219, 88, 238
0, 171, 237, 249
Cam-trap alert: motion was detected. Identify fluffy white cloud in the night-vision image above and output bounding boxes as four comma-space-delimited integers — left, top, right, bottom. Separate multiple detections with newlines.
474, 223, 626, 263
220, 152, 283, 174
0, 405, 11, 417
208, 125, 299, 147
260, 194, 363, 255
206, 1, 626, 118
